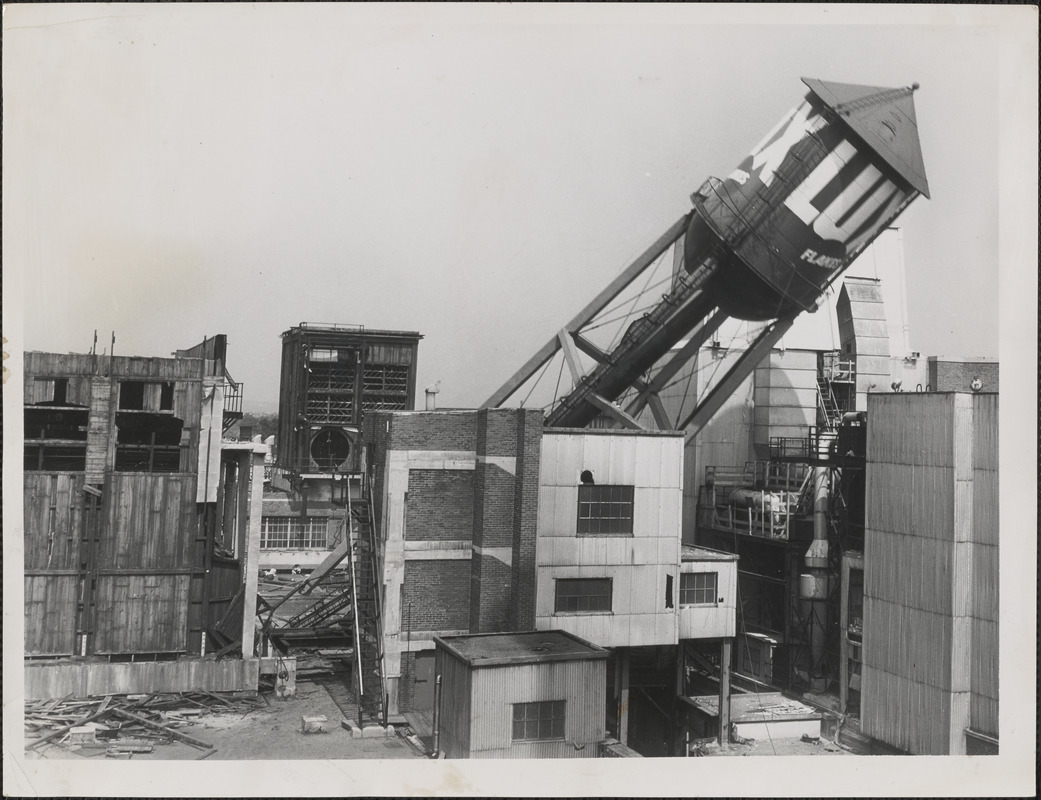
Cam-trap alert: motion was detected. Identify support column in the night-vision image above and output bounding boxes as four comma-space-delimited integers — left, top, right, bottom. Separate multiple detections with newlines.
718, 638, 732, 747
241, 448, 266, 658
618, 649, 631, 746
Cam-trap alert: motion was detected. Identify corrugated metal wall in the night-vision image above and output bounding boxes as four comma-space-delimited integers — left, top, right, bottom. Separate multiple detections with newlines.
467, 659, 605, 758
861, 392, 998, 753
837, 279, 892, 409
970, 394, 998, 737
435, 647, 472, 759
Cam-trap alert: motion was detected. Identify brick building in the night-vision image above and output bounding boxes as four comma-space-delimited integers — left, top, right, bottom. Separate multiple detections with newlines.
362, 407, 737, 754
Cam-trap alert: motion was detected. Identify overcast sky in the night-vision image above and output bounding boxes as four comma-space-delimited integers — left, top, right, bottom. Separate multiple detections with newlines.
3, 4, 1033, 412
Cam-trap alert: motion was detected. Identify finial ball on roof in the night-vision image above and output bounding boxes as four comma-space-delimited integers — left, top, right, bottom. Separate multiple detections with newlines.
911, 82, 920, 91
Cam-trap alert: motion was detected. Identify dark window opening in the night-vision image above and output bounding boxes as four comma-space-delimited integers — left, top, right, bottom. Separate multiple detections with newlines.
114, 413, 183, 472
160, 382, 175, 411
577, 484, 634, 535
24, 445, 86, 471
680, 572, 718, 606
119, 380, 146, 410
24, 408, 89, 441
666, 574, 674, 609
512, 700, 566, 742
554, 577, 612, 613
53, 378, 68, 405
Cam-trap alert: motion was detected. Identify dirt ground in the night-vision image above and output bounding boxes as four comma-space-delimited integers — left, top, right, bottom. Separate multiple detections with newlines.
27, 679, 424, 762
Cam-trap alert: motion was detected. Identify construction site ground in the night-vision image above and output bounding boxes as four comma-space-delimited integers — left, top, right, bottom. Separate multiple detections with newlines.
25, 662, 423, 762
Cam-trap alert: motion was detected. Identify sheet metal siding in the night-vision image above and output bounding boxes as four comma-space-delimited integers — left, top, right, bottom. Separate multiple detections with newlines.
861, 667, 951, 754
537, 434, 682, 647
866, 393, 954, 467
678, 560, 738, 639
436, 648, 472, 759
752, 351, 817, 453
970, 393, 998, 735
468, 659, 605, 758
862, 597, 952, 688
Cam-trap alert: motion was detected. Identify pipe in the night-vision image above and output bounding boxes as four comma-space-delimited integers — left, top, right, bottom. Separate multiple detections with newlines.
800, 467, 830, 690
431, 674, 442, 757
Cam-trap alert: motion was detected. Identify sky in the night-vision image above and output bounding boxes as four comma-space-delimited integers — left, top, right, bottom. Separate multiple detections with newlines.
2, 4, 1031, 416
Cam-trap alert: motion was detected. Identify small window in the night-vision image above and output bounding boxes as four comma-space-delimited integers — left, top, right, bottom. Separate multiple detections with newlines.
577, 484, 634, 535
554, 577, 612, 613
512, 700, 566, 742
680, 572, 718, 606
159, 382, 175, 411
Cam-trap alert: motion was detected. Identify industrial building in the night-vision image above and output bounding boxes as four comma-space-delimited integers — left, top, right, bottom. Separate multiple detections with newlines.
259, 323, 422, 570
20, 76, 1002, 762
22, 336, 270, 698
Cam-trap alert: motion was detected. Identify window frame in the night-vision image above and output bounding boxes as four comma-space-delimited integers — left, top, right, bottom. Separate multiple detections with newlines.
511, 700, 566, 743
679, 571, 719, 606
260, 516, 330, 550
576, 483, 635, 536
553, 577, 613, 614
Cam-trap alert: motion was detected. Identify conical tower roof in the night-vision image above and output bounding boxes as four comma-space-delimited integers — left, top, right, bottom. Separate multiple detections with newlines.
802, 77, 930, 198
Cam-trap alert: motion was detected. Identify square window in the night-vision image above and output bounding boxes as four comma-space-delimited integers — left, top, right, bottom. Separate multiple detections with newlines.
511, 700, 566, 742
554, 578, 612, 613
576, 484, 634, 535
680, 572, 718, 606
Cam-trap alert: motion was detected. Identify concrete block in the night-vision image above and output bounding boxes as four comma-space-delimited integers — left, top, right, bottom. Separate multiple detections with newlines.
68, 726, 97, 744
301, 715, 328, 734
360, 724, 392, 739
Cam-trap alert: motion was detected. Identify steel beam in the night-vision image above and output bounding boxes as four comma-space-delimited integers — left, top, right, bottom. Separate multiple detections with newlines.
679, 313, 799, 438
481, 214, 690, 408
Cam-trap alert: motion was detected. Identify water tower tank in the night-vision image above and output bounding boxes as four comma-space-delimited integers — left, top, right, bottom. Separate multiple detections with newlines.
685, 78, 930, 320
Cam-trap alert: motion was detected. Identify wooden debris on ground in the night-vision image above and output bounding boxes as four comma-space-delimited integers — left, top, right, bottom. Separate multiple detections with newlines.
24, 690, 256, 758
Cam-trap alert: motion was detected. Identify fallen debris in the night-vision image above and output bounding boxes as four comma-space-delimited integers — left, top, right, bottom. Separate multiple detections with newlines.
25, 690, 258, 758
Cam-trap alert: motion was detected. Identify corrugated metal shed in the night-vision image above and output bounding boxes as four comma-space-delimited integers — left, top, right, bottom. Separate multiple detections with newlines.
435, 631, 607, 759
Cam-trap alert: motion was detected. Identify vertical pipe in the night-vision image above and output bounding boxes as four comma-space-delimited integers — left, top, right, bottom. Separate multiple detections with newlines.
718, 638, 732, 747
618, 649, 631, 746
432, 674, 442, 756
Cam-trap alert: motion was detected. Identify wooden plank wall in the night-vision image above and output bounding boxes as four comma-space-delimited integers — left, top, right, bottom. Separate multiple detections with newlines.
92, 473, 199, 654
85, 376, 113, 484
25, 659, 261, 700
24, 473, 84, 656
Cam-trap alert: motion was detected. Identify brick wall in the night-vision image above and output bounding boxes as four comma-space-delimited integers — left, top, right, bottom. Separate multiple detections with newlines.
510, 410, 543, 630
927, 360, 999, 393
402, 560, 471, 632
469, 554, 513, 633
389, 412, 477, 451
398, 651, 416, 712
406, 471, 474, 541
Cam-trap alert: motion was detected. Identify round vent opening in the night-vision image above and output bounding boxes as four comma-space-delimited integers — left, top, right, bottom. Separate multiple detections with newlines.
310, 427, 352, 472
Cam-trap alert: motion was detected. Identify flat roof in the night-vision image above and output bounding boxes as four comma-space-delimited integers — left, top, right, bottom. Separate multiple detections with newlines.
682, 544, 739, 563
435, 630, 608, 668
544, 427, 684, 438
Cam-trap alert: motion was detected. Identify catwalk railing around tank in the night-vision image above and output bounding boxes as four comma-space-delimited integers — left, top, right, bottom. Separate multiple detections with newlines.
696, 464, 805, 540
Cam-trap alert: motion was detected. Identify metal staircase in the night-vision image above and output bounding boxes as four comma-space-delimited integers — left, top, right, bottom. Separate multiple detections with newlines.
816, 376, 841, 429
286, 585, 354, 629
349, 478, 386, 726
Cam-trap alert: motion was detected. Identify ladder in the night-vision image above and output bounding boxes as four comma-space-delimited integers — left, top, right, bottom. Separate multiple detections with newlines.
816, 376, 841, 429
349, 479, 386, 726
